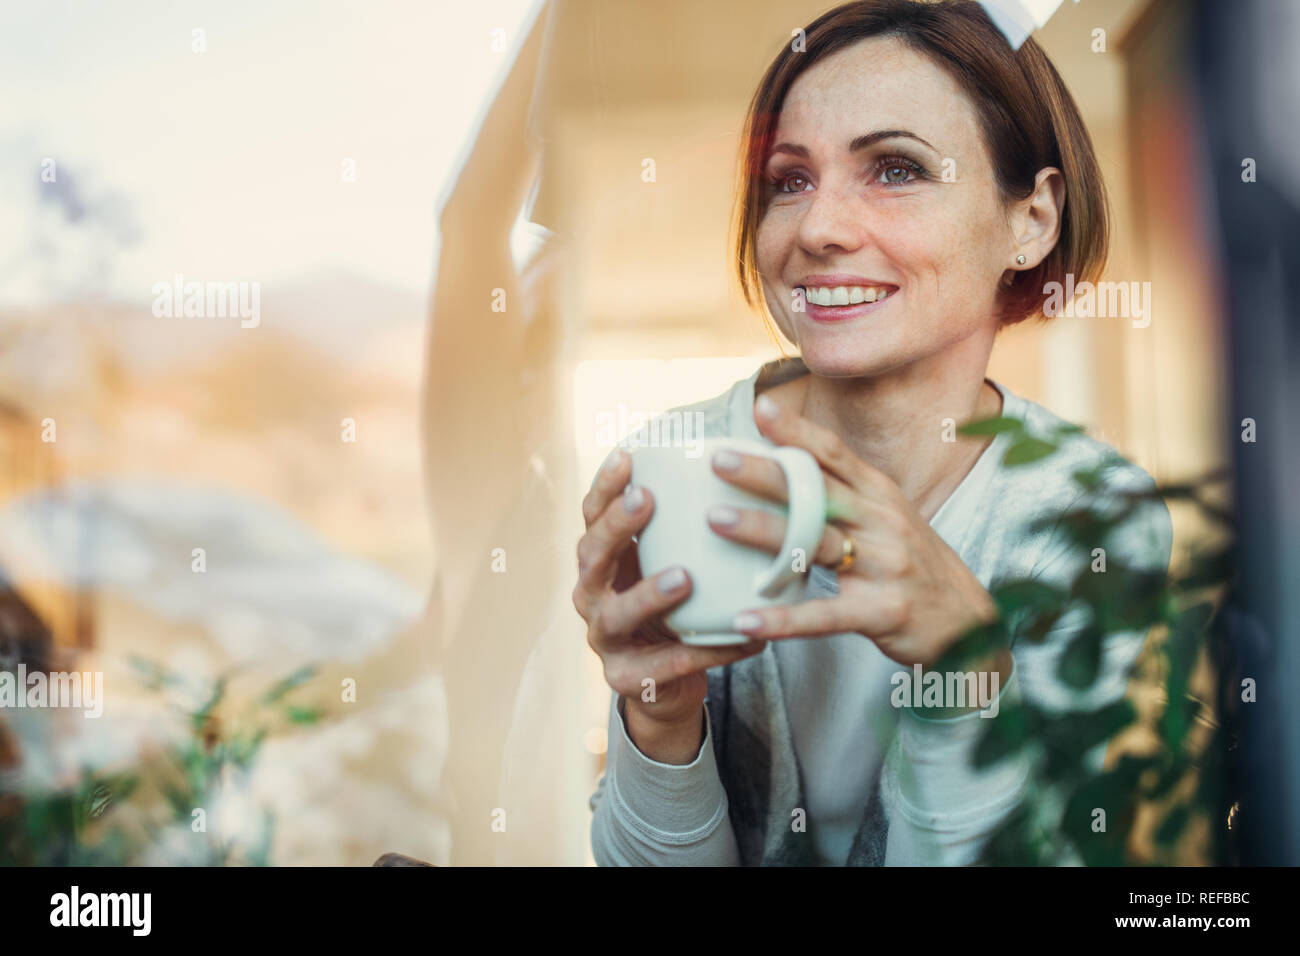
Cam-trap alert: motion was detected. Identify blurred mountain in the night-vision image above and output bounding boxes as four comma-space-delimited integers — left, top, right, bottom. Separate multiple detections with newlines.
0, 267, 427, 404
0, 477, 423, 665
270, 267, 425, 335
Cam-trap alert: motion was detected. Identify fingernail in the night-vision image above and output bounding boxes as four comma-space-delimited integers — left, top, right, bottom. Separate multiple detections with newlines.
657, 567, 686, 592
713, 449, 742, 471
603, 448, 626, 474
755, 394, 779, 421
708, 504, 739, 526
733, 611, 763, 632
623, 485, 645, 512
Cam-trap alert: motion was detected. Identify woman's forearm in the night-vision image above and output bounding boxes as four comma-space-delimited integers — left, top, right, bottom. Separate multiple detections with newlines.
589, 693, 741, 866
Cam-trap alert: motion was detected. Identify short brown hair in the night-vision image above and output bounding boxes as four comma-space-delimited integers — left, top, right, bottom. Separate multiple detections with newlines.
731, 0, 1109, 332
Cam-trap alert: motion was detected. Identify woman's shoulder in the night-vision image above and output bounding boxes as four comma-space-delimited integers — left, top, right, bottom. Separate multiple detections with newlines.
990, 382, 1172, 576
621, 361, 780, 449
587, 365, 765, 488
636, 381, 743, 445
996, 383, 1160, 500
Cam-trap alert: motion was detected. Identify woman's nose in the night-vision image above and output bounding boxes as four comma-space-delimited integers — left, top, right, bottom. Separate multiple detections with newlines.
795, 185, 868, 256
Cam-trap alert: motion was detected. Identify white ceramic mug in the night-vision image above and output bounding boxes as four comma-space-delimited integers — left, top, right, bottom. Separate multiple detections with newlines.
630, 436, 827, 645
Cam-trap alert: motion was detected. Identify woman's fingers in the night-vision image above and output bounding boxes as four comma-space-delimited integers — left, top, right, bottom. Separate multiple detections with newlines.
710, 447, 861, 523
710, 446, 790, 501
708, 502, 827, 563
575, 480, 653, 598
706, 502, 902, 575
582, 448, 631, 529
731, 580, 910, 640
751, 393, 902, 503
588, 567, 768, 694
602, 638, 767, 698
588, 566, 692, 651
639, 639, 768, 686
579, 445, 768, 704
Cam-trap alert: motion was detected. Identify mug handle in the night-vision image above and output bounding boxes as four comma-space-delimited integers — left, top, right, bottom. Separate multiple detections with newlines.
751, 446, 827, 599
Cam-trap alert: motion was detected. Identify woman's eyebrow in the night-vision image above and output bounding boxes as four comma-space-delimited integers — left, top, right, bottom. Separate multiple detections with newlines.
767, 129, 939, 160
849, 129, 938, 153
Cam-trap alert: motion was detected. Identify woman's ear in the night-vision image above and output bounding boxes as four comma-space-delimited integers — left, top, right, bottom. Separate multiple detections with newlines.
1008, 167, 1065, 271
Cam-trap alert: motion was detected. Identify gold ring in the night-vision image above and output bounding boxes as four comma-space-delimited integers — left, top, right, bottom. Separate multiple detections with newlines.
834, 532, 856, 573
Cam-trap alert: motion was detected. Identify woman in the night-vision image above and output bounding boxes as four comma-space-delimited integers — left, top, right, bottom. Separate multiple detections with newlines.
575, 0, 1171, 865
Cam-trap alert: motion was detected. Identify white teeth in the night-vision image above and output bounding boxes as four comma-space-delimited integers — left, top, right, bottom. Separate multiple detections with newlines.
801, 285, 893, 306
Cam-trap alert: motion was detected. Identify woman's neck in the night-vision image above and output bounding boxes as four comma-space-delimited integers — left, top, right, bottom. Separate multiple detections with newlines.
768, 347, 1003, 521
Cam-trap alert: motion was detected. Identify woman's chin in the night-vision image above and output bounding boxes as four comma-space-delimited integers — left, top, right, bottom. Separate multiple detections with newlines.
794, 342, 893, 379
789, 312, 921, 379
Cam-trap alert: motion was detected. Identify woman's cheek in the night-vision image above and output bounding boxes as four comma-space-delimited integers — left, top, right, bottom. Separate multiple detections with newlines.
754, 225, 793, 317
754, 218, 787, 275
761, 281, 797, 341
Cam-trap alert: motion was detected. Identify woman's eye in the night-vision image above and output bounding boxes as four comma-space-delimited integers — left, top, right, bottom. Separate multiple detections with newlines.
875, 157, 924, 185
777, 173, 812, 193
769, 158, 922, 193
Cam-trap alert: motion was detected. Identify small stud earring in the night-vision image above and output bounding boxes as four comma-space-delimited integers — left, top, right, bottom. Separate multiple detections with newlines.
1016, 255, 1027, 265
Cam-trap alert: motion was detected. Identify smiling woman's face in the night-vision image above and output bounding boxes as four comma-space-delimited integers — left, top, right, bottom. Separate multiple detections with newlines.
756, 34, 1018, 379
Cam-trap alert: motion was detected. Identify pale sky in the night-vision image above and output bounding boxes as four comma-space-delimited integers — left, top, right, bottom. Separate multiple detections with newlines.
0, 0, 540, 306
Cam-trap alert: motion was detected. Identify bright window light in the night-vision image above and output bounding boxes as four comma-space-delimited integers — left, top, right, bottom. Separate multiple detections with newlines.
571, 356, 770, 488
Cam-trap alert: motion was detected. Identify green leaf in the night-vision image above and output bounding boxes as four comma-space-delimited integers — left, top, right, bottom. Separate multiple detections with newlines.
1172, 547, 1236, 592
990, 578, 1069, 643
1071, 467, 1105, 491
129, 656, 185, 692
1163, 695, 1203, 755
958, 416, 1025, 437
976, 801, 1048, 865
932, 617, 1010, 674
1058, 625, 1102, 689
160, 782, 193, 819
86, 782, 114, 819
285, 705, 321, 725
1161, 602, 1212, 751
1065, 772, 1139, 865
189, 675, 228, 733
222, 728, 269, 768
972, 701, 1035, 768
263, 665, 317, 705
1073, 561, 1169, 634
1051, 700, 1137, 755
1003, 437, 1058, 466
991, 579, 1069, 618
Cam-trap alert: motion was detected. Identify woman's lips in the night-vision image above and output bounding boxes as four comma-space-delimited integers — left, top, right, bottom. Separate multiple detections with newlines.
802, 290, 897, 323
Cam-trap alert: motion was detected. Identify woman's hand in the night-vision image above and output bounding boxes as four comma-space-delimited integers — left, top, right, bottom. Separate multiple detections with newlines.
709, 394, 1009, 681
574, 448, 767, 762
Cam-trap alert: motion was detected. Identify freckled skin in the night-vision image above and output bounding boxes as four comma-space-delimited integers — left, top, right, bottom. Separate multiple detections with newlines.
756, 35, 1019, 382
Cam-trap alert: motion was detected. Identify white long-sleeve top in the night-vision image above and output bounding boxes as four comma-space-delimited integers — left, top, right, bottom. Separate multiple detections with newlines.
589, 358, 1173, 866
